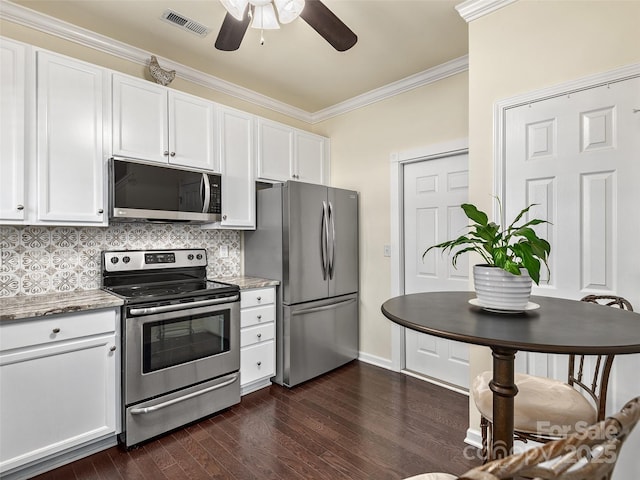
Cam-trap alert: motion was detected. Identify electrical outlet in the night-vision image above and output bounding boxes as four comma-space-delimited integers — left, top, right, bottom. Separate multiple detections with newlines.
383, 245, 391, 257
219, 245, 229, 258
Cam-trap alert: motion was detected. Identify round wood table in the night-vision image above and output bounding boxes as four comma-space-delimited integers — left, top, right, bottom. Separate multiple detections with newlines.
381, 291, 640, 461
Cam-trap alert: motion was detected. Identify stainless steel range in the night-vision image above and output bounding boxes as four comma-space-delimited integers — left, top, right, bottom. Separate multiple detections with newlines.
101, 248, 240, 448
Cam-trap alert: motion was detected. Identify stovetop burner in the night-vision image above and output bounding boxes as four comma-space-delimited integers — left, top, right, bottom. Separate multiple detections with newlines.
101, 249, 239, 304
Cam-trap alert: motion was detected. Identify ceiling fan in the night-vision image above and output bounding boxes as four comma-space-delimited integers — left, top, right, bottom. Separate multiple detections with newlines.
215, 0, 357, 52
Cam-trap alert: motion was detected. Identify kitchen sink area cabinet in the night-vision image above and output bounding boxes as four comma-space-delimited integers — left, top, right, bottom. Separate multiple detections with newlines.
240, 287, 276, 394
112, 73, 219, 172
0, 308, 120, 478
0, 38, 27, 224
256, 118, 329, 185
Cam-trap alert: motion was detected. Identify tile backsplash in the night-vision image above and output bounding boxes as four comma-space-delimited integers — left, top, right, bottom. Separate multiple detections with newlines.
0, 224, 241, 297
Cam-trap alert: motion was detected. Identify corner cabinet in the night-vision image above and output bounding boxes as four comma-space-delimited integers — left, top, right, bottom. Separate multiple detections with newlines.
0, 308, 120, 476
256, 118, 329, 185
240, 287, 276, 394
112, 74, 219, 172
204, 106, 255, 230
35, 51, 107, 225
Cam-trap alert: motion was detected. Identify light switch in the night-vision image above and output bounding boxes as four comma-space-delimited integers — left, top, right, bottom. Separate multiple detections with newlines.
383, 245, 391, 257
219, 245, 229, 258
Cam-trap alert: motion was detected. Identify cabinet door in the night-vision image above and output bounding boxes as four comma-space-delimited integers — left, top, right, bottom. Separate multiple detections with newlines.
0, 38, 27, 223
112, 74, 168, 163
0, 335, 117, 473
36, 52, 106, 224
217, 107, 255, 229
168, 91, 219, 172
294, 131, 328, 185
256, 118, 293, 181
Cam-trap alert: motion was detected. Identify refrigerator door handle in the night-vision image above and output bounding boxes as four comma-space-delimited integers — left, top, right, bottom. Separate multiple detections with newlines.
328, 201, 336, 279
321, 201, 329, 280
291, 297, 356, 316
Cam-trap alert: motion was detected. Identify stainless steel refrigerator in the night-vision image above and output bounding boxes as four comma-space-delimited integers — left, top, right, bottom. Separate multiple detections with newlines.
244, 181, 359, 387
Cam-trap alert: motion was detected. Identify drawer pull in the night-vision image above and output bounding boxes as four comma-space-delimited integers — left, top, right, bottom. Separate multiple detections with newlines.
257, 315, 262, 320
256, 296, 262, 302
257, 361, 262, 367
257, 333, 262, 339
52, 328, 61, 334
110, 345, 117, 352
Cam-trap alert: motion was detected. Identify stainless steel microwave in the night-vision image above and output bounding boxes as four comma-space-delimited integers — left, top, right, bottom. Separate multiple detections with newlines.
109, 158, 221, 223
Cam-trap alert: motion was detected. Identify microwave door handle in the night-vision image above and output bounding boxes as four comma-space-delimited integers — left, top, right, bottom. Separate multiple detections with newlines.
201, 173, 211, 213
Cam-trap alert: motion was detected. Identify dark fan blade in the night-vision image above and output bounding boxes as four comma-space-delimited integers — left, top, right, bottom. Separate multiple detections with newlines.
215, 11, 250, 51
300, 0, 357, 52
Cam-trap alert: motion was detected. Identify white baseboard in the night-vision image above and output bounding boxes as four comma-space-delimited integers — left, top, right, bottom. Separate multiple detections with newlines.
358, 351, 396, 371
465, 427, 482, 448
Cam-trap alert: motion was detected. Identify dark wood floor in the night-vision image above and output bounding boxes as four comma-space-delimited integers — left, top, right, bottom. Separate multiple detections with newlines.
33, 361, 481, 480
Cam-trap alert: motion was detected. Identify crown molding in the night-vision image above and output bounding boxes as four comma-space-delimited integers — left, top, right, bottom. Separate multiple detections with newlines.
1, 0, 469, 125
311, 55, 469, 123
455, 0, 517, 23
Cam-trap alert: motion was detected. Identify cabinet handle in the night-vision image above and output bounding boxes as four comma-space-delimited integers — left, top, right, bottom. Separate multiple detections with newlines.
170, 152, 176, 157
257, 315, 262, 320
17, 204, 24, 211
257, 333, 262, 339
257, 296, 262, 302
52, 328, 60, 334
257, 361, 262, 367
222, 215, 227, 220
164, 151, 170, 156
110, 345, 117, 352
97, 209, 104, 214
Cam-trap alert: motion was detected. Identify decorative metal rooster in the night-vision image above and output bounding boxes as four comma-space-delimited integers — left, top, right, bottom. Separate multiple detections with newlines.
149, 55, 175, 86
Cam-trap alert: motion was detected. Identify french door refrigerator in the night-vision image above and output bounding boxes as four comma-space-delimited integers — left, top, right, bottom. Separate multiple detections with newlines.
244, 181, 359, 387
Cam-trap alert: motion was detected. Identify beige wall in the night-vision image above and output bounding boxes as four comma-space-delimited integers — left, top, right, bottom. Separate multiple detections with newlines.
315, 72, 469, 361
467, 0, 640, 428
0, 19, 310, 129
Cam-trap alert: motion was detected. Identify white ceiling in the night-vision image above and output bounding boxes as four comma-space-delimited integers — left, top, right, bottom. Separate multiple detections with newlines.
7, 0, 469, 114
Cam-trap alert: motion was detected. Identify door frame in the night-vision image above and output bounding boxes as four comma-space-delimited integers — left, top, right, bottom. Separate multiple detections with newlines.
389, 138, 469, 372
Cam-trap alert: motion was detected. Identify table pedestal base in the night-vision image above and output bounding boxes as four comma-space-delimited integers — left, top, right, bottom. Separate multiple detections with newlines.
489, 347, 518, 460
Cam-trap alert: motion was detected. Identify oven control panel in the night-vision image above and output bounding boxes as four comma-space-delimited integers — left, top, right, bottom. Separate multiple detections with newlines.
103, 249, 207, 272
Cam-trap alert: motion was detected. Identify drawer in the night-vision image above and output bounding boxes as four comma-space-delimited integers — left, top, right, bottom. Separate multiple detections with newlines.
241, 304, 275, 328
240, 288, 275, 309
0, 309, 116, 351
241, 341, 275, 386
240, 323, 275, 348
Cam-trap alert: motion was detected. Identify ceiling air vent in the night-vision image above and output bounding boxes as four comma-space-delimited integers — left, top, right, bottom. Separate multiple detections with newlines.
160, 9, 211, 37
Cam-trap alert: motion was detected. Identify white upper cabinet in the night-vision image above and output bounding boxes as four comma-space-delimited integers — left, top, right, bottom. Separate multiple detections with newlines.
256, 118, 329, 185
0, 38, 27, 223
35, 51, 107, 225
294, 130, 329, 185
210, 106, 255, 230
112, 74, 218, 172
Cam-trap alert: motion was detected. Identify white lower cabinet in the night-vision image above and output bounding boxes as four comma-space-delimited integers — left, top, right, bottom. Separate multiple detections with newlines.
0, 308, 120, 476
239, 287, 276, 394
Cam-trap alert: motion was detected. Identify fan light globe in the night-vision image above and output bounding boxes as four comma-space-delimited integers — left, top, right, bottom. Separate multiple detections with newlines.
274, 0, 305, 24
251, 3, 280, 30
220, 0, 248, 20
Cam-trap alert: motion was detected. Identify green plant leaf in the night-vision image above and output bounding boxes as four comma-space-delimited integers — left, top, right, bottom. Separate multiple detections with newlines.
461, 204, 488, 226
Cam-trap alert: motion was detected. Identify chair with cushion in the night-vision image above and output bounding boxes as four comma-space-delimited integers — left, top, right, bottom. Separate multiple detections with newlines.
471, 295, 633, 462
403, 396, 639, 480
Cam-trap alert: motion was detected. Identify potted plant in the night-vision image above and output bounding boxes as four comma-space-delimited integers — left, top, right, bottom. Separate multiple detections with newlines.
423, 199, 551, 311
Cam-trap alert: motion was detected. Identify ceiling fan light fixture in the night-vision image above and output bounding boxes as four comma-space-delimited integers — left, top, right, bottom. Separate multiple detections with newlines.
251, 3, 280, 30
274, 0, 305, 24
220, 0, 249, 21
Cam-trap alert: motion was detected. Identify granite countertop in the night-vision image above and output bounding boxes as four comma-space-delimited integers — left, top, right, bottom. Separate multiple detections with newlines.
213, 276, 280, 290
0, 290, 124, 322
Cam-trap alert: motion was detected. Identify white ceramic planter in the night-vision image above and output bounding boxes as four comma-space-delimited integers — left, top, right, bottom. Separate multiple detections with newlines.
473, 264, 532, 311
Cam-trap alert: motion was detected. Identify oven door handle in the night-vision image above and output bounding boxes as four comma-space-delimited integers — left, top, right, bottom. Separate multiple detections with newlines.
129, 373, 239, 415
129, 295, 239, 316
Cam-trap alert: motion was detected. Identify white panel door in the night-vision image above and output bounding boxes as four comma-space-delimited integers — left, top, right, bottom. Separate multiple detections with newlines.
504, 77, 640, 478
0, 38, 26, 223
36, 51, 106, 224
403, 154, 470, 389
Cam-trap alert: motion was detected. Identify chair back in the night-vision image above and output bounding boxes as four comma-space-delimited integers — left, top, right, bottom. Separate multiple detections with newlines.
568, 296, 634, 421
460, 396, 640, 480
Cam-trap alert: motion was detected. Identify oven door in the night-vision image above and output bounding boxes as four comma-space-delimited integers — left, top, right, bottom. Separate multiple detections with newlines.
124, 296, 240, 406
